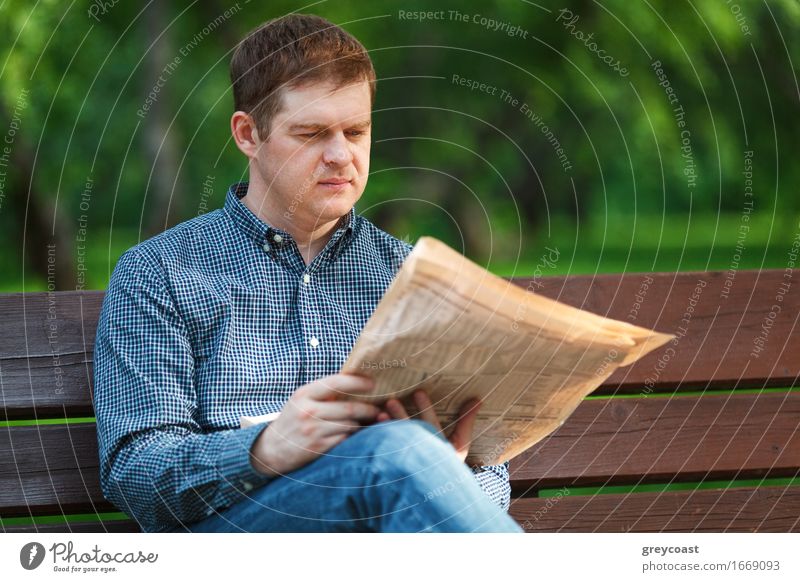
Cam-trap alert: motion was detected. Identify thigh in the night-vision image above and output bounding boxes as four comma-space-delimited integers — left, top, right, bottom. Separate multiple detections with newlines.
175, 419, 447, 532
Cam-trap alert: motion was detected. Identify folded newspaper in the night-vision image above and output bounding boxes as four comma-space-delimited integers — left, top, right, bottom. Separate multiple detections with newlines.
243, 237, 673, 466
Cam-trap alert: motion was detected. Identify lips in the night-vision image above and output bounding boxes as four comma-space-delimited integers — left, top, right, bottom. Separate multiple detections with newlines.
317, 177, 352, 193
318, 177, 351, 185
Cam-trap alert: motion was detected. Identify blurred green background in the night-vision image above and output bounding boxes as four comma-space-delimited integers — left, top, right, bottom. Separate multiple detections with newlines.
0, 0, 798, 292
0, 0, 798, 529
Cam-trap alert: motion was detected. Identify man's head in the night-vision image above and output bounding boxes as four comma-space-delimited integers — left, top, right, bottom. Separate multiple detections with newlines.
230, 14, 376, 232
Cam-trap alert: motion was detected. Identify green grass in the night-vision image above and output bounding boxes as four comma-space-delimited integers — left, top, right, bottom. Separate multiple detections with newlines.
585, 387, 800, 399
1, 512, 130, 527
1, 417, 96, 427
539, 477, 800, 498
4, 387, 799, 428
489, 213, 798, 276
2, 213, 798, 291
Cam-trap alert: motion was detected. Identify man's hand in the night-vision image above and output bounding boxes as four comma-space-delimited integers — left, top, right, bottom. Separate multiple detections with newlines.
382, 389, 483, 464
250, 374, 381, 477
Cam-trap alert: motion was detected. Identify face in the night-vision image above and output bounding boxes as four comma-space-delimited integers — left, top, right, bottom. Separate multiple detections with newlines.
248, 80, 372, 230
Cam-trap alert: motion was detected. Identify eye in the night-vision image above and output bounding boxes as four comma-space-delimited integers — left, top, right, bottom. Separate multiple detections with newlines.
347, 130, 364, 137
301, 132, 320, 139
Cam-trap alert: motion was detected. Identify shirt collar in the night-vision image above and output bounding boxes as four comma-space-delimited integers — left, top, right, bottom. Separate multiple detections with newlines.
223, 181, 356, 261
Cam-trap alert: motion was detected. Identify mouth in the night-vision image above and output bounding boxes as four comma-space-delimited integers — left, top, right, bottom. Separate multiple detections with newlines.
318, 177, 352, 185
317, 177, 353, 191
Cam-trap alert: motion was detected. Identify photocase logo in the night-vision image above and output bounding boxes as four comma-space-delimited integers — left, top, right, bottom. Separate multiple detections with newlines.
20, 542, 46, 570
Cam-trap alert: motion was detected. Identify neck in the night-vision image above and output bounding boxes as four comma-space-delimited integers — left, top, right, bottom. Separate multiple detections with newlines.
242, 181, 345, 265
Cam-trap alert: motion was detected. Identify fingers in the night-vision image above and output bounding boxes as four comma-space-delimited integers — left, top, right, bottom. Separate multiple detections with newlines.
412, 390, 442, 431
382, 390, 446, 423
384, 390, 442, 432
382, 392, 482, 454
384, 397, 410, 419
448, 398, 482, 453
304, 373, 375, 401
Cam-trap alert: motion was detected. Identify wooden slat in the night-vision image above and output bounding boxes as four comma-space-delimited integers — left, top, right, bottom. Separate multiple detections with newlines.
509, 486, 800, 532
517, 270, 800, 393
5, 393, 798, 514
0, 424, 114, 517
0, 291, 103, 419
3, 419, 798, 533
2, 520, 140, 533
2, 271, 798, 417
509, 391, 800, 490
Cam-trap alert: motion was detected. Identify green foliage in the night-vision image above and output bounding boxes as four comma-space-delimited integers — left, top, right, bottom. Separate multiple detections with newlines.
0, 0, 798, 289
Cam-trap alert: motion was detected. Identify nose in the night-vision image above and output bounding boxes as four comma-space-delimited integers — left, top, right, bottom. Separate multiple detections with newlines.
321, 132, 354, 167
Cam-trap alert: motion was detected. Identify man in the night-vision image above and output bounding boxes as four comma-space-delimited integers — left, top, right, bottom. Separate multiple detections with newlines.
94, 13, 521, 533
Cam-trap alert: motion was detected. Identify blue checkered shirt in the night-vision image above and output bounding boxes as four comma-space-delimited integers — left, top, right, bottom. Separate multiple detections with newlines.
94, 182, 511, 532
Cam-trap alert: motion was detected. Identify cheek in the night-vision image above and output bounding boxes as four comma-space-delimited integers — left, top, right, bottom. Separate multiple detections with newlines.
354, 143, 370, 173
276, 146, 318, 178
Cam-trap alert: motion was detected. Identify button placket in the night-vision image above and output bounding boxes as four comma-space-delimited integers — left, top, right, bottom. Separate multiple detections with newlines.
298, 275, 322, 353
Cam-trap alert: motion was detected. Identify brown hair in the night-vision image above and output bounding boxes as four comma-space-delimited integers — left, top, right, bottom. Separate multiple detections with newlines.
230, 14, 376, 138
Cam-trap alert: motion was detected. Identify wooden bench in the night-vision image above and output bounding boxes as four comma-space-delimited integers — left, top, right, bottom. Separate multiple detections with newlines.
2, 270, 799, 532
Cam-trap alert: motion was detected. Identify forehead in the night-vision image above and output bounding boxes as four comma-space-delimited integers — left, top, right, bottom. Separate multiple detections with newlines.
276, 80, 372, 127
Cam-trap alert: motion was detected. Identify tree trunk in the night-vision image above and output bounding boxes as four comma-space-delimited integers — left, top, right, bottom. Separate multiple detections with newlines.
1, 102, 76, 290
143, 0, 183, 237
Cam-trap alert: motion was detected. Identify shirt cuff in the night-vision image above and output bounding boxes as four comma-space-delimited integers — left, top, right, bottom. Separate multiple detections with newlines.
215, 422, 275, 495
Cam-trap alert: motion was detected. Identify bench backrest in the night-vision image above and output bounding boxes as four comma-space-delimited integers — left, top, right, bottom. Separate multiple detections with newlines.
1, 270, 798, 532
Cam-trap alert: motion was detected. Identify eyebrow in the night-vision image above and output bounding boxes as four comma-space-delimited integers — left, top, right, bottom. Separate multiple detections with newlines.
288, 120, 372, 132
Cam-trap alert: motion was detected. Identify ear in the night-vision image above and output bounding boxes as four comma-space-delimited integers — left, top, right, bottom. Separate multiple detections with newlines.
231, 111, 262, 159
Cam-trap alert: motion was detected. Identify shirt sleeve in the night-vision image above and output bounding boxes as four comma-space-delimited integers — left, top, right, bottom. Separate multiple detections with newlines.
471, 461, 511, 511
93, 249, 275, 532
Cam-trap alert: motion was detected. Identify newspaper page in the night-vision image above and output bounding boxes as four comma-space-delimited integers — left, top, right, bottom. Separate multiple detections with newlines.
336, 237, 674, 466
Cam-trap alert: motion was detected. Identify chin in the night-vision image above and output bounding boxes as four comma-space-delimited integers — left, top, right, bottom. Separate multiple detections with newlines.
311, 199, 355, 223
316, 192, 361, 218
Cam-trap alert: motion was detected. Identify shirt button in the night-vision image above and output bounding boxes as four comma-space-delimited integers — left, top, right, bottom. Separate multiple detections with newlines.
241, 480, 254, 492
262, 243, 269, 252
302, 274, 311, 284
272, 234, 283, 244
309, 337, 320, 348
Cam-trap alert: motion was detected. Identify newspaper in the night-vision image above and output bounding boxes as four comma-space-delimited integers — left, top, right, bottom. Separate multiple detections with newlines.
244, 237, 673, 466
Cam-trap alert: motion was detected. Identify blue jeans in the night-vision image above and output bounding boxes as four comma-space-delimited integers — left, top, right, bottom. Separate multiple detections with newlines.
172, 419, 522, 532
